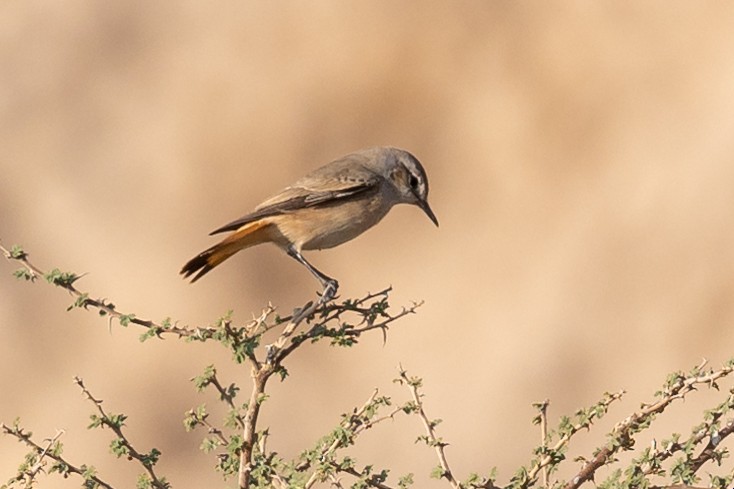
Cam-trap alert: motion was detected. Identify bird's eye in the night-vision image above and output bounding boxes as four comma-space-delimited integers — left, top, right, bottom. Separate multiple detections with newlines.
409, 174, 419, 190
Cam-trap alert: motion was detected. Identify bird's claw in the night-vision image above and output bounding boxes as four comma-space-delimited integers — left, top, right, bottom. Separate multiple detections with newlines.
318, 279, 339, 305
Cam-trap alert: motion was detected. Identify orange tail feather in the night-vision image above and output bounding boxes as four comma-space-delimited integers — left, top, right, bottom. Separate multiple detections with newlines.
180, 221, 273, 282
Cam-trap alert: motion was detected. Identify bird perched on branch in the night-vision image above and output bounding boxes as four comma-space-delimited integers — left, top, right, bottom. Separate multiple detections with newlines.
181, 146, 438, 302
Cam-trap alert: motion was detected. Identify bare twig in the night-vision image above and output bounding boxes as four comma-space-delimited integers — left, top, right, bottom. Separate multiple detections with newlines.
208, 371, 245, 430
302, 389, 406, 488
518, 390, 625, 489
74, 377, 168, 489
328, 473, 347, 488
687, 417, 734, 473
398, 368, 461, 489
1, 422, 114, 489
564, 361, 734, 489
265, 299, 320, 362
238, 367, 267, 489
6, 428, 65, 484
193, 409, 231, 448
634, 396, 734, 481
0, 243, 222, 339
538, 400, 550, 489
277, 298, 422, 362
328, 465, 395, 489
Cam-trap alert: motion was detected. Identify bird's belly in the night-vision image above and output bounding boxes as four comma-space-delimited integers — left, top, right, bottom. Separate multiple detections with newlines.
273, 199, 391, 251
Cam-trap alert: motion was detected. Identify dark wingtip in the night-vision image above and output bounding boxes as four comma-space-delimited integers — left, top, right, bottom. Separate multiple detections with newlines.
180, 253, 213, 283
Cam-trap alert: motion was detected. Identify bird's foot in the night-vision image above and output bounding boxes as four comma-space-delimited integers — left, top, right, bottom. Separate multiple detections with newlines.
318, 279, 339, 305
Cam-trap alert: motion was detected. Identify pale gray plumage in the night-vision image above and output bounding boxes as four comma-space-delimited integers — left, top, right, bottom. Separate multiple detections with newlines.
181, 146, 437, 301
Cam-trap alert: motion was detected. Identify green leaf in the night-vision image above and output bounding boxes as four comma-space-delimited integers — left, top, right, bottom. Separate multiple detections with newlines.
13, 268, 35, 281
398, 473, 414, 488
49, 459, 72, 476
183, 404, 207, 431
106, 413, 128, 429
109, 437, 129, 458
80, 464, 98, 480
44, 268, 80, 287
200, 436, 219, 453
119, 314, 135, 327
136, 473, 153, 489
192, 365, 216, 391
140, 448, 161, 467
139, 326, 164, 342
67, 293, 90, 311
87, 414, 104, 429
430, 465, 446, 479
9, 245, 27, 259
275, 365, 289, 381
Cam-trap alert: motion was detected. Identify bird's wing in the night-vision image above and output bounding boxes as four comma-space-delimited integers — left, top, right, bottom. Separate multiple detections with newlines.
209, 160, 379, 235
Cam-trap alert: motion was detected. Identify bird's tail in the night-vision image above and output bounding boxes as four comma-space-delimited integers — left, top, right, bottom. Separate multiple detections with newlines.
180, 221, 274, 282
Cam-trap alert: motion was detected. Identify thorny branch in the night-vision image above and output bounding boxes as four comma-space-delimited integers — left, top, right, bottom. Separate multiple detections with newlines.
525, 391, 626, 487
536, 400, 550, 489
565, 360, 734, 489
2, 244, 423, 489
74, 377, 169, 489
632, 394, 734, 482
302, 389, 408, 488
688, 418, 734, 473
236, 290, 421, 489
1, 422, 114, 489
398, 368, 462, 489
5, 243, 734, 489
0, 243, 225, 339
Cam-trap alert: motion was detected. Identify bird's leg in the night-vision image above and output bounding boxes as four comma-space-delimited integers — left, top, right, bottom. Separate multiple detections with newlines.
286, 246, 339, 304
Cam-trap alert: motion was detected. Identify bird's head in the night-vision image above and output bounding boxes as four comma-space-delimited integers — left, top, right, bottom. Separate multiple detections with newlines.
383, 148, 439, 227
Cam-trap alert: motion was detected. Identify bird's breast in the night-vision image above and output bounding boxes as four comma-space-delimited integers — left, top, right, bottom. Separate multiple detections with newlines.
271, 194, 393, 251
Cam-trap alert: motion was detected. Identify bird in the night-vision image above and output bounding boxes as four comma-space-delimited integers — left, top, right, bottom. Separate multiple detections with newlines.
180, 146, 438, 302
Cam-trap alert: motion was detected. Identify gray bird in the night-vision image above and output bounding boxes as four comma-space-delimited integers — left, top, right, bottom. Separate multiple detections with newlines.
181, 146, 438, 301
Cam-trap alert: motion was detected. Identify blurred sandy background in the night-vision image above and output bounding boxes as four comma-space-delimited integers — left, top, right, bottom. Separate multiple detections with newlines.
3, 2, 734, 487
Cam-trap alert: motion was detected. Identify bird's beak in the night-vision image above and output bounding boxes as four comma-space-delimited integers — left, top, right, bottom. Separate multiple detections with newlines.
418, 199, 439, 227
